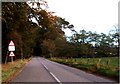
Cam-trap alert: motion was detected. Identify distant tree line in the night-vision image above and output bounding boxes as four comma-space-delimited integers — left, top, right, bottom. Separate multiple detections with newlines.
63, 29, 119, 58
2, 1, 118, 63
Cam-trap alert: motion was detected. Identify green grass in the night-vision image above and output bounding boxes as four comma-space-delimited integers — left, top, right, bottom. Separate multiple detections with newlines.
2, 58, 31, 82
49, 57, 119, 81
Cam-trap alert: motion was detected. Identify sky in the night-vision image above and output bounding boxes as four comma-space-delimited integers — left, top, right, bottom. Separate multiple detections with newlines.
45, 0, 119, 36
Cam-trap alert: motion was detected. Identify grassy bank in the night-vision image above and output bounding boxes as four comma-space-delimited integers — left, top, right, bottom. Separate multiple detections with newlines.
49, 57, 119, 81
2, 57, 31, 82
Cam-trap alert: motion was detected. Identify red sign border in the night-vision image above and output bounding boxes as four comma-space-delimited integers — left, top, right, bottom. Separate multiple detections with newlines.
9, 40, 15, 46
9, 51, 15, 57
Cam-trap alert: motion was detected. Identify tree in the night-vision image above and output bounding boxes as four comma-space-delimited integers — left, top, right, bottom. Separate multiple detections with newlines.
2, 2, 40, 62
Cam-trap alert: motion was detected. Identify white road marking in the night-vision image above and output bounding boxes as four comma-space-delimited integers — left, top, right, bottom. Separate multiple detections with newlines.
41, 62, 62, 84
42, 63, 47, 69
43, 64, 49, 70
49, 72, 62, 84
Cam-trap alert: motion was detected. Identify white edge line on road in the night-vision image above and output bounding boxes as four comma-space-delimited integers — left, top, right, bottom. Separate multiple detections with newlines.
41, 63, 62, 84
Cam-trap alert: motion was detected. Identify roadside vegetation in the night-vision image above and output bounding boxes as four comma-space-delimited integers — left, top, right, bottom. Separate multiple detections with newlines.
49, 57, 119, 82
2, 1, 119, 82
2, 58, 31, 82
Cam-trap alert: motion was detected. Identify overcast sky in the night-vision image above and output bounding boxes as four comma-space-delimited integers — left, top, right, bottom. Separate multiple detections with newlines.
46, 0, 119, 36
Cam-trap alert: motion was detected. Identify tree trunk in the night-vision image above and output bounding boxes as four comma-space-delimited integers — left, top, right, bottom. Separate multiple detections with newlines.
20, 38, 23, 61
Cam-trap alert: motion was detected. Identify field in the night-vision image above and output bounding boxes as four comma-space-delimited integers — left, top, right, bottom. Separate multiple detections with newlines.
49, 57, 119, 81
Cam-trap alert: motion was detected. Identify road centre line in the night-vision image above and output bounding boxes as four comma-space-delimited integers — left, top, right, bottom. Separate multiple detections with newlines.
43, 64, 49, 70
49, 72, 62, 84
41, 62, 62, 84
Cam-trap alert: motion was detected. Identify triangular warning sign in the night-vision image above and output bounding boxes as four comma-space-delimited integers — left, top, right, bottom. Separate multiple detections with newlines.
9, 52, 15, 56
9, 40, 15, 46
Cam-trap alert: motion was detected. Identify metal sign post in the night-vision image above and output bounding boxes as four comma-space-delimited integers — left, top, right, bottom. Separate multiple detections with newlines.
11, 56, 13, 64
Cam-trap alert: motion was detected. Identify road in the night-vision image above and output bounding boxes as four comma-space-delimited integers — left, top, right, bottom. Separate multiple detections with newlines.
10, 57, 116, 83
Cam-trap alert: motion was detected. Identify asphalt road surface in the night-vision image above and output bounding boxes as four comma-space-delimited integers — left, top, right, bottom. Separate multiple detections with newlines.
10, 57, 116, 83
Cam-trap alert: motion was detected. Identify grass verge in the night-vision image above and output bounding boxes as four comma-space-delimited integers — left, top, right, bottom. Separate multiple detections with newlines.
49, 57, 119, 82
2, 57, 31, 82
